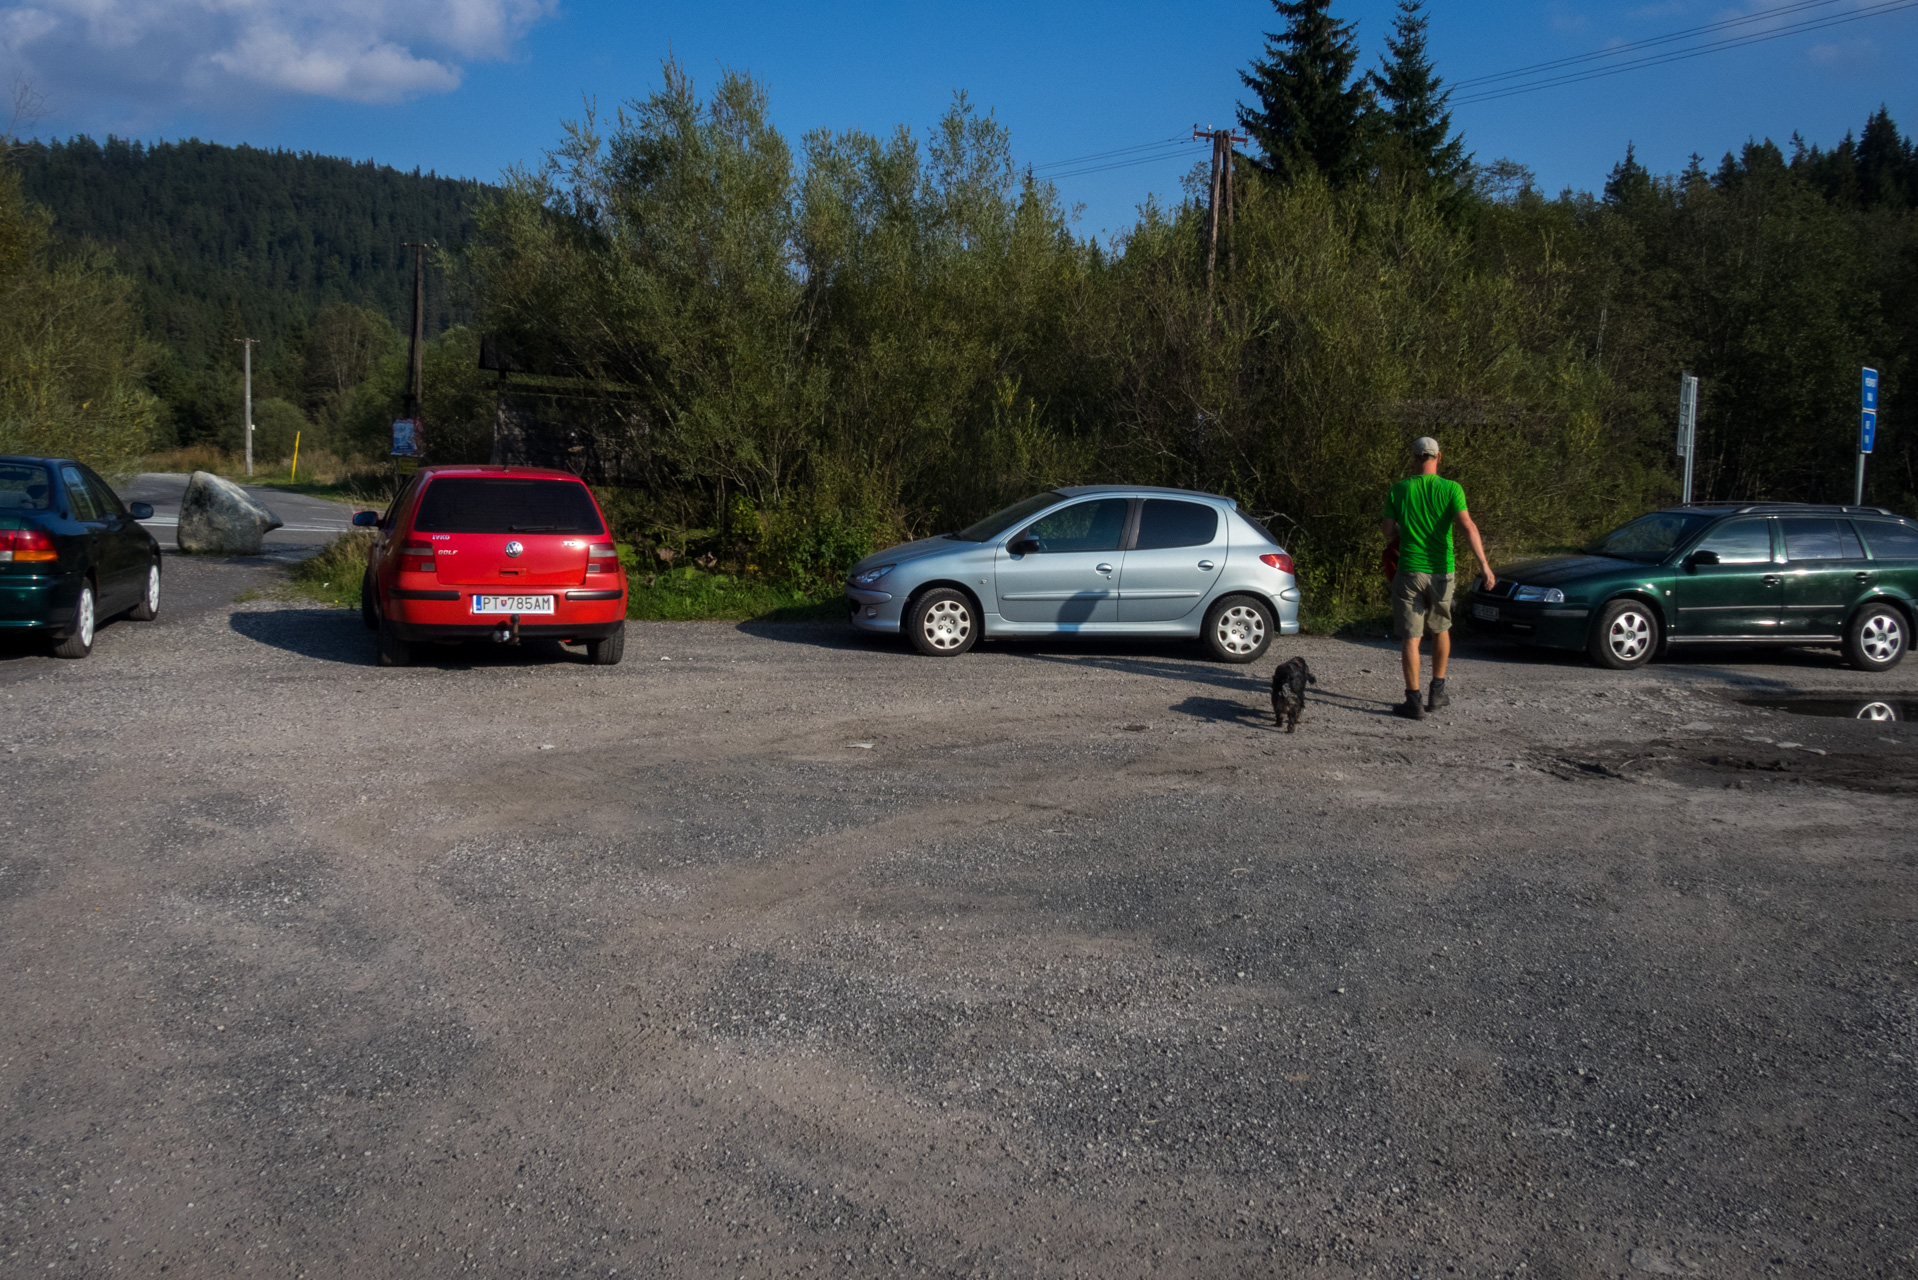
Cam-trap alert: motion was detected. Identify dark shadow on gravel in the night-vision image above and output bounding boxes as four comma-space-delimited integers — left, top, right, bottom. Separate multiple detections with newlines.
733, 619, 878, 651
1169, 694, 1274, 728
230, 608, 605, 669
228, 608, 369, 664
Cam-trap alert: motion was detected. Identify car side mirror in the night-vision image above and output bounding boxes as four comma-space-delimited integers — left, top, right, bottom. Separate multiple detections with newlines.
128, 502, 153, 520
1686, 548, 1719, 568
1008, 536, 1040, 556
352, 510, 380, 528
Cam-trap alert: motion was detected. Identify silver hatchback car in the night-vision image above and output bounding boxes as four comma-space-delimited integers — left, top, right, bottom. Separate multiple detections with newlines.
845, 486, 1302, 661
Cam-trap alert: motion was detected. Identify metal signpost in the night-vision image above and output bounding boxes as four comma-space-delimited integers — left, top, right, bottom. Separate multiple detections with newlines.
1677, 372, 1699, 504
1857, 366, 1878, 505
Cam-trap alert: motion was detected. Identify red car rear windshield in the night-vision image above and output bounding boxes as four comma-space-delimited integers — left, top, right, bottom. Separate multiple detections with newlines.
413, 477, 605, 535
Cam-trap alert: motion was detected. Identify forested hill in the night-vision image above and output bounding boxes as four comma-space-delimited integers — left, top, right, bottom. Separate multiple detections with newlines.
14, 136, 494, 445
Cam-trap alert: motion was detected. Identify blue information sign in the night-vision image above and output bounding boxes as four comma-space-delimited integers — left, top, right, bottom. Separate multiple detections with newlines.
1861, 366, 1879, 455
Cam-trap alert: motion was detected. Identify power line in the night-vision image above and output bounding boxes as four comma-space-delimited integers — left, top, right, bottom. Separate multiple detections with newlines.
1450, 0, 1845, 90
1029, 0, 1918, 183
1033, 135, 1188, 172
1453, 0, 1918, 105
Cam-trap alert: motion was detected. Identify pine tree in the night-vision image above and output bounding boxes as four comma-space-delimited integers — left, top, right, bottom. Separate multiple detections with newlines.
1856, 106, 1913, 209
1369, 1, 1468, 195
1237, 0, 1372, 186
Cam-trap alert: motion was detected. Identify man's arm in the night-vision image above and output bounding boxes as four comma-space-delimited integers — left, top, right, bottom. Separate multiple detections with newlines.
1380, 517, 1398, 541
1455, 510, 1496, 588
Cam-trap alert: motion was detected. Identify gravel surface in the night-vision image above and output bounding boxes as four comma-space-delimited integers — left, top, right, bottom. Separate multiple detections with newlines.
2, 556, 1914, 1278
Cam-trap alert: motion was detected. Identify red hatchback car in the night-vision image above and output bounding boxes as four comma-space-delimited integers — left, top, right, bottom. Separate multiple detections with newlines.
356, 466, 628, 667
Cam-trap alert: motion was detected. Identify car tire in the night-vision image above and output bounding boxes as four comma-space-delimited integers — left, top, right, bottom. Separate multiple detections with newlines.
1843, 600, 1907, 672
52, 581, 96, 659
907, 588, 978, 656
1588, 598, 1658, 669
586, 622, 626, 666
1203, 595, 1273, 664
375, 614, 412, 667
360, 570, 378, 631
127, 560, 161, 621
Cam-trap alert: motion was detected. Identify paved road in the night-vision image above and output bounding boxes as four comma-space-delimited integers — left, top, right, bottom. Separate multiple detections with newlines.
119, 472, 360, 553
1, 562, 1914, 1278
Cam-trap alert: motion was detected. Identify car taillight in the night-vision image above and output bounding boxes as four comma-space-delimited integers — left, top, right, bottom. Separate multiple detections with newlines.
402, 540, 435, 573
0, 528, 58, 563
1259, 552, 1294, 574
588, 542, 619, 574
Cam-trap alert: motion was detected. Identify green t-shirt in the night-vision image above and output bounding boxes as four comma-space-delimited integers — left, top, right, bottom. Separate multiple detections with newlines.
1385, 475, 1468, 573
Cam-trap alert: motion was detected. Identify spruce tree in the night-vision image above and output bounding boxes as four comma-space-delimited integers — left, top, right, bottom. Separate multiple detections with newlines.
1237, 0, 1372, 186
1369, 1, 1468, 194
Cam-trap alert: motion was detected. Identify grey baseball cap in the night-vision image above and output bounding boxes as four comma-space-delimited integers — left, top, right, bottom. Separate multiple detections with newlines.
1412, 436, 1440, 458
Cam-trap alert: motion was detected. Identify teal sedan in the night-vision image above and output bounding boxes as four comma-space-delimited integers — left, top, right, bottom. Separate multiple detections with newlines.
0, 456, 163, 658
1465, 503, 1917, 671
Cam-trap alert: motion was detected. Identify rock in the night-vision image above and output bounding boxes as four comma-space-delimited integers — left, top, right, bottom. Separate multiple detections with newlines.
176, 471, 283, 554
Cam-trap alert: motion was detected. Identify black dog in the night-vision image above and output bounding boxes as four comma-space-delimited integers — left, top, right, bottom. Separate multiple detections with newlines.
1270, 656, 1317, 732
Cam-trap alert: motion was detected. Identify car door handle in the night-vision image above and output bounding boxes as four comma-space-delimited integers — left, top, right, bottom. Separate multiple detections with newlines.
1197, 560, 1215, 570
1855, 571, 1873, 584
1094, 563, 1114, 575
1762, 575, 1781, 587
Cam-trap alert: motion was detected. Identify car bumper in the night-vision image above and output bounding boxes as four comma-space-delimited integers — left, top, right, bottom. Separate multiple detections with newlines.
0, 571, 83, 631
847, 588, 902, 635
384, 587, 627, 642
1462, 594, 1590, 649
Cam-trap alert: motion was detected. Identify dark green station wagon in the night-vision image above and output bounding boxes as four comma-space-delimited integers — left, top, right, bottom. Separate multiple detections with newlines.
1466, 503, 1916, 672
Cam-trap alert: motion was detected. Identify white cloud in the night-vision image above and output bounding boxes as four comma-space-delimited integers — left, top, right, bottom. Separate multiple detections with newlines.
0, 0, 554, 116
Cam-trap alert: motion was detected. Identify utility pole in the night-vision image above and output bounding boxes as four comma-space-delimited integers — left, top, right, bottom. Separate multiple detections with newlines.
234, 337, 259, 476
1194, 125, 1247, 309
388, 241, 437, 484
402, 241, 436, 429
1676, 372, 1699, 505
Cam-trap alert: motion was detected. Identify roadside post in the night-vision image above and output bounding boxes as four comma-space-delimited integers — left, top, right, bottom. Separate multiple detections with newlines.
1677, 372, 1699, 503
289, 430, 300, 484
1858, 366, 1878, 505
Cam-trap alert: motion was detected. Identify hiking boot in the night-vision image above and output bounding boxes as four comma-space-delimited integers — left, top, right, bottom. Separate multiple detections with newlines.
1394, 691, 1426, 720
1426, 682, 1451, 712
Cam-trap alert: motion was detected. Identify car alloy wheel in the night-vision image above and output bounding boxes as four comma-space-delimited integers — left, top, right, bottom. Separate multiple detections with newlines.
1214, 603, 1266, 656
1203, 595, 1273, 664
907, 588, 978, 656
1608, 610, 1652, 662
1588, 598, 1658, 670
1845, 604, 1906, 672
921, 599, 971, 651
129, 563, 161, 621
53, 583, 96, 659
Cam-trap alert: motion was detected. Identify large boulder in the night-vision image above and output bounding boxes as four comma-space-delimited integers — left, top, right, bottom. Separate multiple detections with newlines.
177, 471, 284, 555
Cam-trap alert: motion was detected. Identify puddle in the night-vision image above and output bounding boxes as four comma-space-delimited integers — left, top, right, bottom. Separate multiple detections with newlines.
1745, 695, 1917, 722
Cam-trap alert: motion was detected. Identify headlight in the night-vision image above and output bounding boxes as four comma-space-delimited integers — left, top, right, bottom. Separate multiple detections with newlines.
1511, 585, 1565, 603
849, 564, 895, 587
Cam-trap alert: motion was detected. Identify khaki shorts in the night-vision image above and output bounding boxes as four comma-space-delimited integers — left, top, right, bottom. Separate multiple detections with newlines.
1391, 571, 1454, 639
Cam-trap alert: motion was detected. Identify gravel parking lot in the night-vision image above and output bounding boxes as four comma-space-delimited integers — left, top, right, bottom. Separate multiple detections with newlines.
2, 555, 1914, 1278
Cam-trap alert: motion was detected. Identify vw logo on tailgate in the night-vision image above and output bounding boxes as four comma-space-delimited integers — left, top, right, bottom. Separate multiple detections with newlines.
504, 540, 524, 558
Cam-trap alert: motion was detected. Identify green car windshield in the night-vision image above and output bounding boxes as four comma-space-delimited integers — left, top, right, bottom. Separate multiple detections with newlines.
1585, 512, 1714, 562
951, 492, 1067, 542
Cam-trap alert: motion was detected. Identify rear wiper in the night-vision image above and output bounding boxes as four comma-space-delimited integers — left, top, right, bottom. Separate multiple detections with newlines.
508, 524, 560, 532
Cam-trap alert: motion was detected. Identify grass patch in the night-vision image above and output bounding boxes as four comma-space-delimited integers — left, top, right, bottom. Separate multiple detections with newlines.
286, 530, 373, 609
628, 567, 841, 622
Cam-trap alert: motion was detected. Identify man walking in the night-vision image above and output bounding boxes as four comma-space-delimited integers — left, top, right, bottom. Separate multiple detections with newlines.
1381, 436, 1495, 720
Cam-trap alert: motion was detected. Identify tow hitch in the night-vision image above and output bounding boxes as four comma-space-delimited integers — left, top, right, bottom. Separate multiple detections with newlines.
492, 613, 522, 645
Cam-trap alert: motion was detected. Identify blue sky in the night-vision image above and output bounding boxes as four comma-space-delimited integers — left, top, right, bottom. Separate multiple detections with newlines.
8, 0, 1917, 239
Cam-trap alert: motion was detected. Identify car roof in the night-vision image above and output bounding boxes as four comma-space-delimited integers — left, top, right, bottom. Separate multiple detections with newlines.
0, 455, 72, 467
1663, 502, 1902, 518
1055, 484, 1233, 502
413, 464, 589, 482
